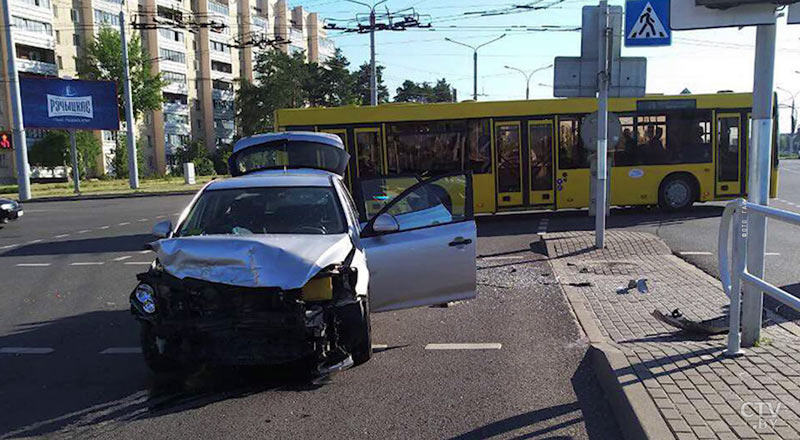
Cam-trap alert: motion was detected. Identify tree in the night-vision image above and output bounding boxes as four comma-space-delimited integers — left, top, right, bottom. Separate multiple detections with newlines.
394, 78, 454, 103
111, 136, 146, 179
77, 27, 165, 122
353, 62, 389, 105
28, 131, 101, 179
174, 139, 215, 176
320, 48, 358, 106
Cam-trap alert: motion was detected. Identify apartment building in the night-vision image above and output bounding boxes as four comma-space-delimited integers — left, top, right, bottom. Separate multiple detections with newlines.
0, 0, 335, 183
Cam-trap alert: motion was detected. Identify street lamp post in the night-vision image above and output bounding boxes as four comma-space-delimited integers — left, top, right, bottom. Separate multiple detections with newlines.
504, 64, 554, 100
444, 34, 507, 101
346, 0, 387, 106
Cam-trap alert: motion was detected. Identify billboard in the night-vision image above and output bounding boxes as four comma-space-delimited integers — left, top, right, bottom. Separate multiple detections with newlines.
19, 77, 120, 130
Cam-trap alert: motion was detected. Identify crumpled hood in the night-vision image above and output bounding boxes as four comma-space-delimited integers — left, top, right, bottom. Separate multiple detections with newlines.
151, 234, 352, 289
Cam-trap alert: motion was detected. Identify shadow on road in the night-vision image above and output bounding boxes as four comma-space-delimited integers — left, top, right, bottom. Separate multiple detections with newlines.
0, 310, 335, 439
448, 351, 620, 439
0, 234, 154, 257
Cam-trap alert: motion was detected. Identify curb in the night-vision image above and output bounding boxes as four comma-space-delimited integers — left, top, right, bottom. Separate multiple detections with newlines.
543, 234, 675, 440
7, 190, 198, 204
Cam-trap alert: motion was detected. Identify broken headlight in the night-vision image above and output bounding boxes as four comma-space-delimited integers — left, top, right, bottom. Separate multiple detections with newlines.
301, 277, 333, 302
135, 283, 157, 314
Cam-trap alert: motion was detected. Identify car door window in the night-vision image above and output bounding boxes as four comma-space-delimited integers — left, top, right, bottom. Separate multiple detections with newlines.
373, 173, 472, 233
356, 175, 422, 220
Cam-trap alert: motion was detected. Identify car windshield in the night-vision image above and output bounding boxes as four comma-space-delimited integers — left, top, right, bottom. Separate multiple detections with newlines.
178, 186, 346, 236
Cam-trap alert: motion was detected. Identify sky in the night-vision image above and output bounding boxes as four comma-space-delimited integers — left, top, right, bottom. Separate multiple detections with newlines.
290, 0, 800, 133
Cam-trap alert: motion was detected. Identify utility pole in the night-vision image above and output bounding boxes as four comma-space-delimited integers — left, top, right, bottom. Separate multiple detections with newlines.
69, 130, 80, 193
741, 19, 778, 347
504, 64, 553, 100
595, 0, 610, 249
2, 0, 31, 201
445, 34, 506, 101
120, 11, 139, 189
328, 1, 429, 106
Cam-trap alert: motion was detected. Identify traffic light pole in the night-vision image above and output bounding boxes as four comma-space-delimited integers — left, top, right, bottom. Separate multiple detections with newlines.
595, 0, 610, 249
2, 0, 31, 201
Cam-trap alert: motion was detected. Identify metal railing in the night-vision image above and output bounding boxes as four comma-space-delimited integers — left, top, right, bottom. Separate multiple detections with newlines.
718, 198, 800, 356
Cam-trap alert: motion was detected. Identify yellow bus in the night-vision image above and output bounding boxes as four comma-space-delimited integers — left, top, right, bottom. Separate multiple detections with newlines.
275, 92, 779, 215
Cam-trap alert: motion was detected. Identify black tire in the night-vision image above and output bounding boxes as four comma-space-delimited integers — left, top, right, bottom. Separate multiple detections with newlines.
140, 322, 183, 373
350, 297, 372, 365
658, 175, 695, 211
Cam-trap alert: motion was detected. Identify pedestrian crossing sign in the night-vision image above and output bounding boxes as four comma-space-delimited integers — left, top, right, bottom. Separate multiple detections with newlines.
625, 0, 671, 47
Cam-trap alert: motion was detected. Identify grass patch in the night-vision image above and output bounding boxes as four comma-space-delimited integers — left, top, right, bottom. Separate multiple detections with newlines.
0, 175, 220, 200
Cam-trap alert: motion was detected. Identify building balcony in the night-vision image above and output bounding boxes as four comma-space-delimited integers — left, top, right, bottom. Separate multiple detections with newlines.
289, 27, 303, 45
207, 0, 229, 17
212, 89, 234, 101
210, 50, 232, 64
10, 0, 53, 22
162, 81, 189, 95
163, 102, 189, 115
164, 122, 190, 135
16, 58, 57, 76
211, 69, 233, 82
13, 31, 55, 51
156, 0, 183, 9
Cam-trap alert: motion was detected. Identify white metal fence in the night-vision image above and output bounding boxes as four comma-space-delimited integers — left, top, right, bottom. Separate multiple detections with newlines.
718, 198, 800, 356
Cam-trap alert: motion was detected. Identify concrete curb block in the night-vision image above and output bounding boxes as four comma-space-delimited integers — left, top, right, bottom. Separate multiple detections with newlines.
11, 190, 198, 203
543, 233, 676, 440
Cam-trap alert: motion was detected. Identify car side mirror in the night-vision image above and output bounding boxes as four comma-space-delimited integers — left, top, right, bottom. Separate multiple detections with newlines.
152, 220, 173, 239
371, 213, 399, 234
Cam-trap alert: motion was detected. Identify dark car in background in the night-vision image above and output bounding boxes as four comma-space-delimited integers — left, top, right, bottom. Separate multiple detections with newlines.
0, 198, 22, 223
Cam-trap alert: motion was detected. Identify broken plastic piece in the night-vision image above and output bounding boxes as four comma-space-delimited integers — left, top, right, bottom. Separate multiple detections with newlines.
616, 278, 649, 294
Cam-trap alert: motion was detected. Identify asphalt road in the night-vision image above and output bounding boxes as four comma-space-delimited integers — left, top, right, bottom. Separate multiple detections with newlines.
0, 195, 620, 438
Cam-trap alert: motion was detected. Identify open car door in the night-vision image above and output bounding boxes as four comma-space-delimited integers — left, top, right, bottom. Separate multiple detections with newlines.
359, 173, 476, 312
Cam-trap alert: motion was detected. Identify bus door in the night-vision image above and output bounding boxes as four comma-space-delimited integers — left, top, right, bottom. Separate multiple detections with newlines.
716, 113, 743, 196
494, 121, 523, 207
354, 126, 385, 179
528, 120, 555, 205
320, 128, 351, 186
554, 116, 590, 209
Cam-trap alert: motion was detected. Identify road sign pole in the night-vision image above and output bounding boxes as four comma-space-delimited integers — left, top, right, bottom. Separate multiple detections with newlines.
596, 0, 609, 249
69, 130, 80, 194
120, 11, 139, 189
2, 0, 31, 201
742, 20, 777, 347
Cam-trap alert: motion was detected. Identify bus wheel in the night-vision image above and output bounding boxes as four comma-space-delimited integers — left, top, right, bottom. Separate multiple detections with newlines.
659, 175, 695, 211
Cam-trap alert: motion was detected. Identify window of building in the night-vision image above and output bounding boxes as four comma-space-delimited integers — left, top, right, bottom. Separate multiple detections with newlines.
159, 48, 186, 64
557, 117, 588, 169
163, 92, 188, 104
94, 9, 120, 27
11, 16, 53, 35
52, 4, 58, 17
212, 80, 232, 91
162, 70, 187, 86
70, 9, 79, 23
102, 131, 117, 142
165, 113, 189, 125
56, 55, 62, 68
159, 28, 184, 43
73, 33, 80, 46
211, 61, 232, 73
55, 30, 60, 44
210, 40, 230, 53
157, 6, 183, 22
15, 44, 56, 63
19, 0, 50, 9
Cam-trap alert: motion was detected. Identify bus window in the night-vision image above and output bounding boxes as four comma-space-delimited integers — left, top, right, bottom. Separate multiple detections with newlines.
558, 118, 588, 169
387, 120, 466, 175
613, 117, 636, 166
636, 115, 668, 164
467, 119, 491, 174
529, 123, 553, 191
495, 123, 521, 194
355, 129, 383, 178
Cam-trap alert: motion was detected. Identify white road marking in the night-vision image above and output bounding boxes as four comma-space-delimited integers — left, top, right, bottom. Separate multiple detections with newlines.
98, 226, 110, 230
15, 263, 51, 267
0, 347, 54, 354
77, 230, 91, 234
112, 255, 133, 262
372, 344, 388, 352
70, 262, 105, 266
766, 252, 781, 256
481, 255, 525, 260
137, 219, 150, 222
156, 215, 166, 219
537, 218, 549, 234
26, 239, 43, 244
138, 250, 151, 254
679, 251, 713, 256
173, 213, 181, 216
118, 222, 131, 226
54, 234, 70, 238
99, 347, 142, 354
0, 244, 18, 249
425, 343, 502, 350
124, 262, 152, 266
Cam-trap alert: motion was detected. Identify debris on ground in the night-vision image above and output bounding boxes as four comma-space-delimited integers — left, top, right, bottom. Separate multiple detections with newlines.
651, 309, 727, 335
616, 278, 649, 294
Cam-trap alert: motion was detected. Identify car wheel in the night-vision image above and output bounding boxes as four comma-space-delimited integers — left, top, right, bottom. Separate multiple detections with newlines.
350, 297, 372, 365
659, 175, 695, 211
140, 322, 183, 373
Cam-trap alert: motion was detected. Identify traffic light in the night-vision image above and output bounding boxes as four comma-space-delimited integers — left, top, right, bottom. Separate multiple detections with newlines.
0, 132, 11, 150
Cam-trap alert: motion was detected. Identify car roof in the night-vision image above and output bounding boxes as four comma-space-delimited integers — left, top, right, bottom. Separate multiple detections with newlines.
205, 168, 337, 191
232, 131, 344, 154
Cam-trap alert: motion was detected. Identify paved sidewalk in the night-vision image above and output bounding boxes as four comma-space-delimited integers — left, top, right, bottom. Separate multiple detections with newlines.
545, 230, 800, 440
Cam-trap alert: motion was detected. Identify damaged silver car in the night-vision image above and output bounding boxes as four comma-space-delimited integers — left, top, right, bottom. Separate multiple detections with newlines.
130, 132, 477, 374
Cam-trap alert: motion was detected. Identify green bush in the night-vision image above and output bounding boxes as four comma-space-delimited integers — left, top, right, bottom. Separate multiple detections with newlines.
193, 157, 215, 176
